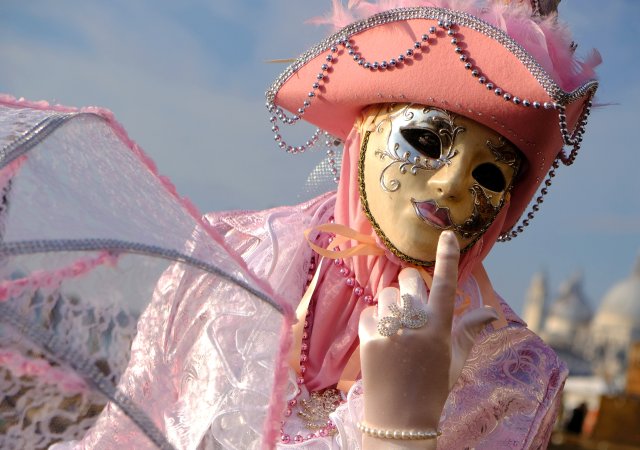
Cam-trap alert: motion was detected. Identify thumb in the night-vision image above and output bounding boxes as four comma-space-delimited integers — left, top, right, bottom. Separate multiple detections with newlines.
449, 306, 499, 388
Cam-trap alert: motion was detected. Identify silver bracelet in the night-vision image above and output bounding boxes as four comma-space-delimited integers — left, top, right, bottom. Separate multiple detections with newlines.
357, 422, 442, 440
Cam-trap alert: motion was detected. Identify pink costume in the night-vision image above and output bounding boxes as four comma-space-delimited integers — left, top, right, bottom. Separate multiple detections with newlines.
0, 95, 565, 450
0, 0, 599, 449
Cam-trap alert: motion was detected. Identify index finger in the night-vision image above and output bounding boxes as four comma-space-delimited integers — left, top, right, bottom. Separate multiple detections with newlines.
428, 230, 460, 332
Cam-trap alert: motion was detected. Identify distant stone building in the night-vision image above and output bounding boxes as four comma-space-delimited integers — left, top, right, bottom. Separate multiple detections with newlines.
522, 272, 547, 335
588, 258, 640, 390
523, 255, 640, 389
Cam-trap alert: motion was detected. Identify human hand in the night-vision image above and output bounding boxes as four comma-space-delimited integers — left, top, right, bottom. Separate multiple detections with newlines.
358, 231, 498, 447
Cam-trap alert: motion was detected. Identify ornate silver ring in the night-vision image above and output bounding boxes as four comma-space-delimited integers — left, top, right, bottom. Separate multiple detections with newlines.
377, 294, 428, 337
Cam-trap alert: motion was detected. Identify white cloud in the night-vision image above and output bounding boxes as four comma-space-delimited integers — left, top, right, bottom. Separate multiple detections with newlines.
0, 4, 326, 213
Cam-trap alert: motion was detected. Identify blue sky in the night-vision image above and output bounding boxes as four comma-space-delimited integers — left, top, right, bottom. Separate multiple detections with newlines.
0, 0, 638, 315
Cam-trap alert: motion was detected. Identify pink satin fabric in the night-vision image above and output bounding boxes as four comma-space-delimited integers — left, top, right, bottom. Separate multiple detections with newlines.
0, 93, 569, 449
209, 197, 567, 449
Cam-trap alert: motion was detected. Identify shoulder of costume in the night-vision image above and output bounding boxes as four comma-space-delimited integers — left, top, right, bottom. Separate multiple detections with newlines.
203, 191, 336, 237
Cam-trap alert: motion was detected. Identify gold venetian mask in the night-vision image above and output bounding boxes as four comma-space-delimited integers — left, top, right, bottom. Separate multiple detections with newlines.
359, 104, 522, 265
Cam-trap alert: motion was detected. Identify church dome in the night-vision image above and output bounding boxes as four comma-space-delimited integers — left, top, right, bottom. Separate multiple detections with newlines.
592, 256, 640, 334
589, 254, 640, 388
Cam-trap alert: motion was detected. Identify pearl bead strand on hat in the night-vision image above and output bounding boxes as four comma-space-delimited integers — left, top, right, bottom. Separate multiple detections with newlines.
266, 44, 341, 155
347, 27, 434, 70
444, 21, 557, 110
341, 20, 558, 111
498, 94, 593, 242
267, 19, 562, 158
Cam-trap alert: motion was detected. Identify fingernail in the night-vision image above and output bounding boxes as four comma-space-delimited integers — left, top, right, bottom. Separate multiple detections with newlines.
441, 230, 454, 240
441, 230, 458, 247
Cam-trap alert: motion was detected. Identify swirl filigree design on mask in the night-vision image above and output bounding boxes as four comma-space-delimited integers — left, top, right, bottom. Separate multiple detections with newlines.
375, 106, 465, 192
359, 104, 522, 265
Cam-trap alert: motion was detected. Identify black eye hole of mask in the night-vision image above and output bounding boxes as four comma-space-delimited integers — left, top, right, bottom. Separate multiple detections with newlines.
400, 128, 441, 159
472, 162, 507, 192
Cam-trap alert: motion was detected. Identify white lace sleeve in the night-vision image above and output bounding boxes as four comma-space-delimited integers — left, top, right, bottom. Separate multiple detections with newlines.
330, 381, 364, 450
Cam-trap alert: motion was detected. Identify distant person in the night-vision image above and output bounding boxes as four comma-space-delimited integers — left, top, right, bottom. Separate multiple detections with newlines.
566, 402, 588, 434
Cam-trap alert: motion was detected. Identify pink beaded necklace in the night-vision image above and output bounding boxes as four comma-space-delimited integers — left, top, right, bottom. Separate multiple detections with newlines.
279, 224, 377, 445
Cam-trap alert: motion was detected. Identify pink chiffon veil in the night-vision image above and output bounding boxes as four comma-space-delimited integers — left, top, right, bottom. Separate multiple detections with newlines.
0, 95, 294, 449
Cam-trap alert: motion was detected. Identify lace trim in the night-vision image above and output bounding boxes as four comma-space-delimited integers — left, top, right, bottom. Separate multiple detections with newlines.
0, 238, 282, 314
0, 113, 77, 170
0, 301, 175, 450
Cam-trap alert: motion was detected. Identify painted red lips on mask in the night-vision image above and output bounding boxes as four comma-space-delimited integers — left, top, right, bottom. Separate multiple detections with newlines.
411, 199, 453, 229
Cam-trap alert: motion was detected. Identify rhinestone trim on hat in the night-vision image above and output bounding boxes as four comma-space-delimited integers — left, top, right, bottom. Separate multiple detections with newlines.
267, 16, 574, 134
266, 7, 597, 107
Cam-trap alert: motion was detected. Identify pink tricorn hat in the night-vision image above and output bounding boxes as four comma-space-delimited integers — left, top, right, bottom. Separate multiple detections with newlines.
267, 1, 599, 239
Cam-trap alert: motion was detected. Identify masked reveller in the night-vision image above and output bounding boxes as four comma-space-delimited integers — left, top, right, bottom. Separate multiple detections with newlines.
255, 0, 597, 446
0, 0, 599, 449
